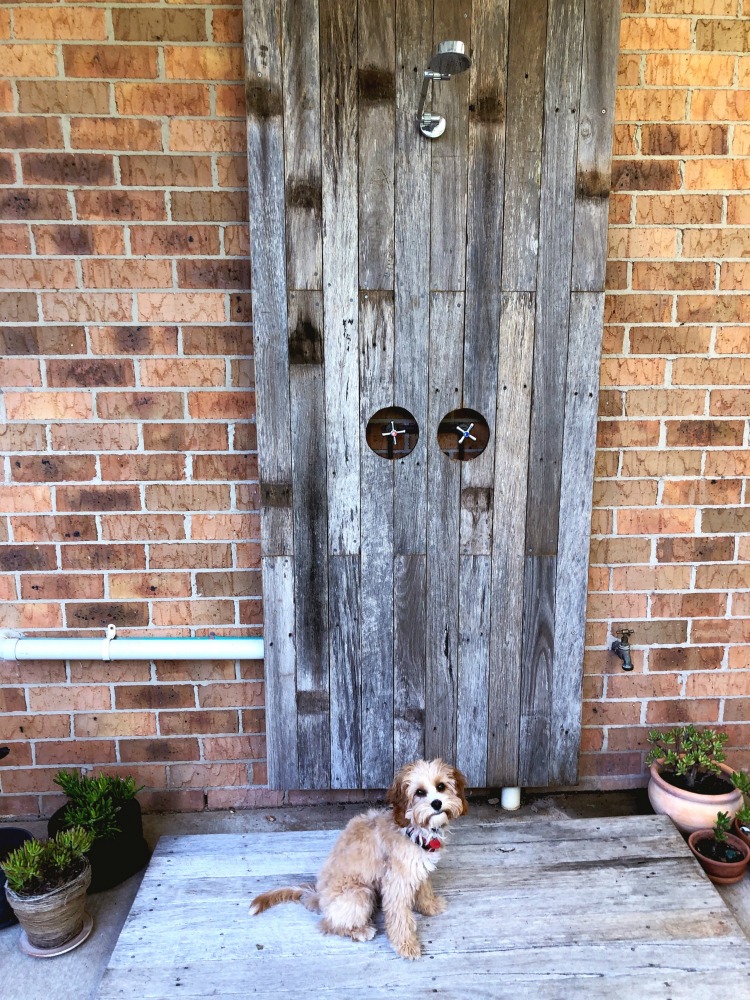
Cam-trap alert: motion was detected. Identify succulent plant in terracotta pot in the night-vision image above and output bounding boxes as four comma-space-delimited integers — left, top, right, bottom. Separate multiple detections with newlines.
731, 770, 750, 848
646, 725, 743, 834
688, 811, 750, 886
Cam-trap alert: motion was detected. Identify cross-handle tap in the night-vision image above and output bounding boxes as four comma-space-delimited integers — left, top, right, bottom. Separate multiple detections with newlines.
611, 628, 634, 672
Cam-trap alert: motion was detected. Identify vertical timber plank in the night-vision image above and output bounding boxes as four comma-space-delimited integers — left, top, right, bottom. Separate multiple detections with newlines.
487, 292, 534, 786
520, 0, 585, 788
320, 0, 360, 556
359, 0, 396, 291
289, 291, 329, 788
393, 554, 426, 767
500, 0, 547, 292
429, 0, 471, 292
359, 291, 395, 787
329, 554, 361, 788
456, 554, 491, 785
244, 0, 293, 558
282, 0, 322, 291
425, 291, 463, 762
572, 0, 621, 292
262, 556, 298, 789
550, 292, 605, 785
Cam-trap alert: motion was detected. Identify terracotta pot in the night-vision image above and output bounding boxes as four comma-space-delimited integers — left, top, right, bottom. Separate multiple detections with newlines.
688, 830, 750, 885
648, 760, 743, 834
735, 817, 750, 849
5, 861, 91, 950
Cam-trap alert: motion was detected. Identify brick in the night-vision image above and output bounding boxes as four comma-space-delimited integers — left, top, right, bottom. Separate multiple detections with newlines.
177, 259, 250, 289
646, 699, 720, 725
605, 261, 628, 291
1, 714, 70, 740
642, 124, 727, 157
139, 789, 206, 812
0, 81, 10, 112
70, 117, 163, 151
608, 225, 677, 262
0, 770, 62, 795
0, 224, 31, 255
635, 194, 722, 225
188, 391, 251, 419
121, 154, 212, 189
61, 544, 145, 570
596, 420, 659, 448
632, 262, 714, 292
711, 390, 750, 416
662, 479, 741, 507
169, 762, 248, 788
172, 193, 247, 229
151, 599, 234, 627
702, 508, 750, 533
673, 358, 750, 386
624, 389, 706, 417
137, 291, 227, 324
590, 538, 651, 566
69, 660, 150, 683
202, 735, 264, 760
0, 359, 41, 387
183, 326, 252, 355
581, 701, 641, 726
50, 423, 139, 452
656, 536, 734, 563
56, 485, 140, 512
35, 740, 117, 767
148, 543, 232, 570
143, 423, 228, 451
686, 673, 750, 699
693, 620, 750, 644
115, 83, 210, 117
0, 688, 26, 713
629, 326, 712, 355
612, 565, 691, 592
604, 294, 672, 325
14, 8, 107, 40
96, 391, 184, 421
89, 325, 178, 355
230, 359, 254, 387
212, 9, 242, 43
611, 160, 680, 192
696, 564, 750, 590
82, 258, 173, 290
116, 684, 195, 711
0, 189, 71, 221
0, 116, 63, 149
110, 572, 191, 599
720, 263, 750, 292
196, 681, 263, 710
140, 358, 225, 387
113, 8, 207, 41
0, 423, 46, 451
159, 709, 238, 736
0, 152, 15, 184
696, 18, 750, 51
28, 685, 111, 712
190, 513, 258, 541
101, 514, 185, 541
607, 674, 681, 700
651, 647, 723, 672
0, 293, 37, 323
0, 258, 78, 291
235, 543, 261, 569
21, 573, 103, 601
620, 17, 691, 50
0, 575, 17, 601
48, 359, 134, 388
130, 225, 220, 256
645, 53, 734, 87
592, 479, 657, 507
75, 190, 166, 222
100, 454, 185, 482
169, 120, 245, 154
193, 454, 257, 480
165, 46, 243, 80
615, 87, 686, 123
146, 484, 230, 511
233, 424, 257, 451
18, 81, 110, 115
734, 595, 750, 617
685, 159, 750, 191
618, 509, 696, 535
0, 44, 57, 78
195, 571, 260, 598
705, 451, 750, 477
11, 455, 96, 483
155, 660, 235, 682
64, 45, 158, 79
586, 593, 648, 619
74, 712, 156, 738
732, 126, 750, 156
0, 602, 62, 629
67, 602, 149, 629
42, 292, 132, 324
215, 83, 245, 117
216, 155, 247, 189
0, 545, 56, 572
119, 738, 200, 763
683, 228, 750, 259
0, 485, 52, 513
691, 89, 750, 124
666, 419, 744, 447
33, 225, 126, 256
224, 226, 250, 257
652, 592, 727, 619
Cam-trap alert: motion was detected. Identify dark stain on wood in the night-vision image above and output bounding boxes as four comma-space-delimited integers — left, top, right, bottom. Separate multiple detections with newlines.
576, 169, 611, 200
461, 486, 494, 514
358, 66, 396, 102
470, 94, 505, 124
260, 483, 292, 508
245, 81, 283, 119
296, 689, 330, 714
286, 178, 322, 213
289, 314, 324, 365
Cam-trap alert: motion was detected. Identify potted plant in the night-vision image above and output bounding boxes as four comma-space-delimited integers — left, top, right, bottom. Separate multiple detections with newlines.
48, 771, 149, 893
1, 827, 94, 955
0, 746, 34, 929
731, 770, 750, 848
646, 725, 743, 833
688, 811, 750, 885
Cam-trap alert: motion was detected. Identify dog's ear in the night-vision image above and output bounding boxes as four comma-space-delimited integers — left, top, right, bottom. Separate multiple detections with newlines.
451, 766, 470, 815
386, 765, 412, 828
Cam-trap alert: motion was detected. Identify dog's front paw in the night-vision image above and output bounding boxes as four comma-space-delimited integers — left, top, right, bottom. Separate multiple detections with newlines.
395, 937, 422, 961
420, 894, 446, 916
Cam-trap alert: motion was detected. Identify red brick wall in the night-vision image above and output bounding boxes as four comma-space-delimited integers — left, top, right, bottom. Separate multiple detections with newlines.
1, 0, 749, 815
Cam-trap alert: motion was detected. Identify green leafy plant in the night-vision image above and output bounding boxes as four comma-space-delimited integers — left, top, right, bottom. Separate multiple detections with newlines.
713, 811, 732, 844
54, 771, 143, 841
735, 804, 750, 830
646, 725, 728, 789
1, 827, 94, 896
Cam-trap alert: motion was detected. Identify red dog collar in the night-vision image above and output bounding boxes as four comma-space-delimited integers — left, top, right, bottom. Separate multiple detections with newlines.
404, 827, 442, 852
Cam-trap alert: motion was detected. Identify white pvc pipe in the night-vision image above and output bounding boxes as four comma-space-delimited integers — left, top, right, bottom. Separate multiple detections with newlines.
501, 786, 521, 811
0, 634, 264, 662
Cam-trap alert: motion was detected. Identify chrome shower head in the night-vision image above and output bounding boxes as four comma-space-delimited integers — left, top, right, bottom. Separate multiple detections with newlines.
418, 40, 472, 139
429, 40, 471, 77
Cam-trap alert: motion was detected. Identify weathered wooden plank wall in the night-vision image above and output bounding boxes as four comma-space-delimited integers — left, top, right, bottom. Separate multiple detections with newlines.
246, 0, 621, 790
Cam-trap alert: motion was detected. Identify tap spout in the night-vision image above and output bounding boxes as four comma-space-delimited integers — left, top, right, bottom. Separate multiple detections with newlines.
611, 629, 634, 671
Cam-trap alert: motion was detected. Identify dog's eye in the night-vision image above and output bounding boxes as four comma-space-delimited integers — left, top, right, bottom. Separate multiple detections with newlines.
436, 783, 446, 792
415, 788, 427, 797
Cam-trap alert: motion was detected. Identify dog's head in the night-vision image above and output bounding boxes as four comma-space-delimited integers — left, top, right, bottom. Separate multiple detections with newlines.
386, 759, 469, 830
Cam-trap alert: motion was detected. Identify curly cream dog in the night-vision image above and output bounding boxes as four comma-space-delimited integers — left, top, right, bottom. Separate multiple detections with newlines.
250, 758, 469, 960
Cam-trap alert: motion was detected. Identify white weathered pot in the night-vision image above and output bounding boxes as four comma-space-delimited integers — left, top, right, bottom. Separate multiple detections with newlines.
5, 861, 91, 951
648, 761, 743, 835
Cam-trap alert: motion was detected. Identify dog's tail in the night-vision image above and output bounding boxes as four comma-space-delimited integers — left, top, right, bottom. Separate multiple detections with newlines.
250, 883, 319, 915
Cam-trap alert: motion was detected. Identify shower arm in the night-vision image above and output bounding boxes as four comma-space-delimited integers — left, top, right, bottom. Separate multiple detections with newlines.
417, 69, 450, 127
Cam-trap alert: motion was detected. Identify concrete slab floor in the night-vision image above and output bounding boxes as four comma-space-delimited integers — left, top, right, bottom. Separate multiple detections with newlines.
1, 789, 748, 1000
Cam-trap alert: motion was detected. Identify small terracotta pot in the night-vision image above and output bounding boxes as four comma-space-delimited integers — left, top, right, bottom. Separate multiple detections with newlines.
735, 817, 750, 849
648, 760, 743, 834
688, 830, 750, 885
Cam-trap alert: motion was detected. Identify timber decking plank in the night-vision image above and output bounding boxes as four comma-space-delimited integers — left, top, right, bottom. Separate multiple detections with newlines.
98, 816, 750, 1000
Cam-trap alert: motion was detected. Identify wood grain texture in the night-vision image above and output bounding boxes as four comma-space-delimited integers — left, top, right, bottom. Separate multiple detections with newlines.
320, 0, 360, 556
501, 0, 547, 291
572, 0, 622, 292
429, 0, 471, 291
244, 0, 294, 557
289, 291, 329, 789
358, 0, 396, 291
487, 292, 534, 786
456, 553, 490, 785
261, 556, 298, 789
519, 554, 556, 786
359, 291, 395, 787
282, 0, 322, 291
549, 291, 605, 785
393, 553, 426, 768
425, 291, 464, 763
329, 554, 360, 789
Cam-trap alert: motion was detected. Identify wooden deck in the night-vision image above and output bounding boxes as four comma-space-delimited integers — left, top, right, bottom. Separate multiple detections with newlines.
96, 814, 750, 999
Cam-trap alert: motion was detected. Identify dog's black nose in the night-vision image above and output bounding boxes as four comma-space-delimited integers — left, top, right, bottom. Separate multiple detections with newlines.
431, 799, 442, 811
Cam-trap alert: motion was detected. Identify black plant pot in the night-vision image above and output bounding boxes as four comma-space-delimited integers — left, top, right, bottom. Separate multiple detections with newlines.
48, 798, 150, 893
0, 827, 34, 929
